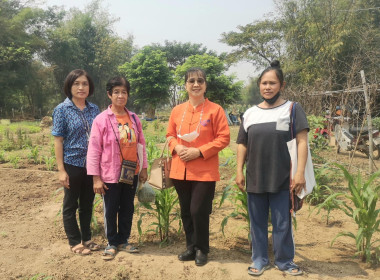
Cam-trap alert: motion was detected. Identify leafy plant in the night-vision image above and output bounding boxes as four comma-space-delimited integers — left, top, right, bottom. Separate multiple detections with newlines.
90, 194, 103, 234
138, 188, 181, 245
316, 163, 380, 263
43, 156, 56, 171
309, 184, 339, 225
0, 150, 6, 163
153, 119, 160, 130
28, 146, 40, 163
219, 176, 250, 242
141, 119, 148, 130
9, 155, 20, 168
307, 115, 330, 151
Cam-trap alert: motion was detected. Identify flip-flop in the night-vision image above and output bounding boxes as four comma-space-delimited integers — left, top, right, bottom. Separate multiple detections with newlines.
117, 243, 139, 253
248, 264, 270, 276
275, 265, 303, 276
102, 245, 117, 261
70, 244, 91, 256
83, 240, 101, 251
284, 267, 303, 276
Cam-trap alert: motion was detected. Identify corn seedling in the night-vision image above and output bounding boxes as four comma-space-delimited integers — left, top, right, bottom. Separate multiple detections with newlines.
90, 194, 103, 234
28, 146, 40, 163
219, 175, 251, 242
43, 156, 56, 171
316, 163, 380, 263
138, 188, 181, 245
9, 155, 20, 168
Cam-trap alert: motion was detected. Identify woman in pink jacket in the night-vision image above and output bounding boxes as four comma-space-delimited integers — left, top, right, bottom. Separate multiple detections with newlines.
87, 76, 148, 260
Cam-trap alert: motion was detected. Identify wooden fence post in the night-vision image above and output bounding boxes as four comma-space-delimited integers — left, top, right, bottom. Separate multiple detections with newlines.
360, 70, 374, 173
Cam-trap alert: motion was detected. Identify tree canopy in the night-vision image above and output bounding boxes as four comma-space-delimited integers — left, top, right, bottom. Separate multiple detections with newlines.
119, 46, 172, 117
175, 54, 243, 106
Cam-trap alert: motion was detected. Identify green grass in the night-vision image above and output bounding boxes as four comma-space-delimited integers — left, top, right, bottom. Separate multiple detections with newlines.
0, 121, 41, 134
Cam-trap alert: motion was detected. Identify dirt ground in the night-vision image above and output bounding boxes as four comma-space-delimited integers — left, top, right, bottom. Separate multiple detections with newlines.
0, 137, 380, 279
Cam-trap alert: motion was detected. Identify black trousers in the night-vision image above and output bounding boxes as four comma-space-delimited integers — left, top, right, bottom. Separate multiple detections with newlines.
103, 175, 138, 247
173, 179, 215, 254
62, 164, 94, 246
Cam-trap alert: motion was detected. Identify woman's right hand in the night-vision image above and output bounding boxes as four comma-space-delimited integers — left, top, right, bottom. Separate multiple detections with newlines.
93, 176, 108, 195
58, 170, 70, 189
235, 170, 246, 192
174, 144, 186, 155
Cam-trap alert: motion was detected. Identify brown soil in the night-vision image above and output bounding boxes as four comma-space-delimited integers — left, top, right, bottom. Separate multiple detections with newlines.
0, 137, 379, 279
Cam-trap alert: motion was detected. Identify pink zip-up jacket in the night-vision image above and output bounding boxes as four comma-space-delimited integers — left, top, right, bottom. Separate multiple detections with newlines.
86, 106, 148, 183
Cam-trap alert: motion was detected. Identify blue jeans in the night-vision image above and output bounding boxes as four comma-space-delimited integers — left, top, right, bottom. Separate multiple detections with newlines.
103, 176, 138, 247
247, 190, 295, 270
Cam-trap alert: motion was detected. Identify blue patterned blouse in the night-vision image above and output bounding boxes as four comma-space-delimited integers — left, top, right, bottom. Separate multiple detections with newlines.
52, 98, 100, 167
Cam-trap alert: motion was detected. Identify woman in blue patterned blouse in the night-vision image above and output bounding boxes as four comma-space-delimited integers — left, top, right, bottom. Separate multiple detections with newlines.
52, 69, 100, 255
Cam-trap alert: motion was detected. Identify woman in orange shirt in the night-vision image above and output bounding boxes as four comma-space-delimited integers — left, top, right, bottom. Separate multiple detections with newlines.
166, 67, 230, 266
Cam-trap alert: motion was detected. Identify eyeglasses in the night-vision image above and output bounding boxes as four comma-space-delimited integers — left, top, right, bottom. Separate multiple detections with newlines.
72, 82, 89, 88
187, 78, 205, 85
112, 90, 128, 96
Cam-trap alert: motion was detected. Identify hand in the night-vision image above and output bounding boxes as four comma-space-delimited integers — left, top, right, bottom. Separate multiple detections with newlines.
292, 171, 306, 195
235, 170, 246, 192
139, 168, 148, 183
93, 176, 108, 195
174, 144, 186, 155
178, 147, 201, 162
58, 170, 70, 189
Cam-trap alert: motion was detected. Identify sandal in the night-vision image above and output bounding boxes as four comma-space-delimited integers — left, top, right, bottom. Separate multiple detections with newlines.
275, 265, 303, 276
117, 243, 139, 253
102, 245, 117, 261
83, 240, 101, 251
70, 244, 91, 256
248, 263, 270, 276
284, 267, 303, 276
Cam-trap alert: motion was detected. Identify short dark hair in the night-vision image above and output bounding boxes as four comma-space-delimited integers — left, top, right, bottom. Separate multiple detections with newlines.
257, 60, 284, 87
106, 76, 131, 96
184, 67, 207, 84
63, 69, 95, 99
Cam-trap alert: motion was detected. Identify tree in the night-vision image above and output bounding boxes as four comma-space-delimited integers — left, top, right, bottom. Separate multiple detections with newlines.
0, 0, 63, 117
43, 0, 134, 108
220, 19, 284, 69
175, 54, 243, 106
119, 46, 172, 118
150, 40, 217, 106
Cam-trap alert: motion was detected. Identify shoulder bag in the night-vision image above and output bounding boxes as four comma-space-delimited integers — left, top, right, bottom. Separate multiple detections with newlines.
148, 139, 174, 190
287, 102, 316, 212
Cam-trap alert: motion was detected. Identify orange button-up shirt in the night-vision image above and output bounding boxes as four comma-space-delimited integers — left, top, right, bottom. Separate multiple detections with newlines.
166, 98, 230, 181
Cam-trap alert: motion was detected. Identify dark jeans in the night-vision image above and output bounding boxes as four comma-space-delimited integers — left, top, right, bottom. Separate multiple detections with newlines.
103, 175, 138, 247
173, 179, 215, 254
63, 163, 94, 247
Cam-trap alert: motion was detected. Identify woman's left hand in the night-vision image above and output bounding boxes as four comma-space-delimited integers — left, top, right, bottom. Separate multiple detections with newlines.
178, 147, 201, 162
139, 168, 148, 183
292, 171, 306, 195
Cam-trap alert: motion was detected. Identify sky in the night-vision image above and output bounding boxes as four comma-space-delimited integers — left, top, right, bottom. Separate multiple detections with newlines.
39, 0, 275, 83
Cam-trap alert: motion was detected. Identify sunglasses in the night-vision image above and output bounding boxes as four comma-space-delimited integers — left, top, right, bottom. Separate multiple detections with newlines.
187, 78, 205, 85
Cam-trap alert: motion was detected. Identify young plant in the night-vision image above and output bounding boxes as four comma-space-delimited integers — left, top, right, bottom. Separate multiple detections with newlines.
219, 176, 250, 242
28, 146, 40, 163
316, 163, 380, 263
90, 194, 103, 234
0, 150, 6, 163
138, 188, 181, 245
43, 156, 56, 171
9, 155, 20, 168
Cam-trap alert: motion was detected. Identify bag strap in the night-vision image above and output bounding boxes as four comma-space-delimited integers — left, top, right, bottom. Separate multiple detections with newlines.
289, 102, 297, 139
108, 115, 125, 161
160, 137, 173, 158
131, 114, 140, 143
